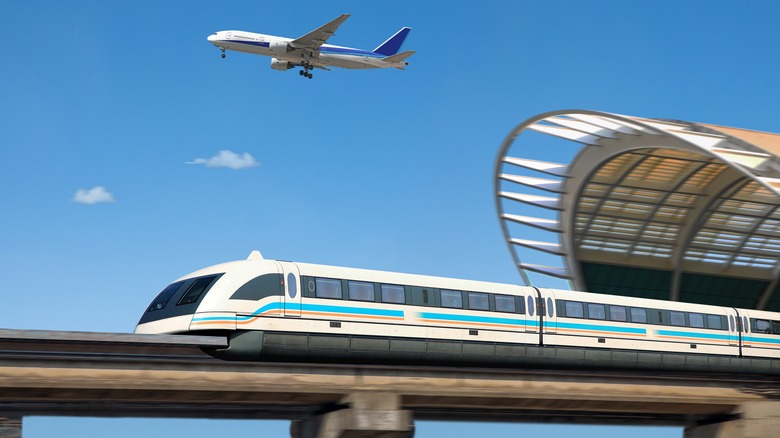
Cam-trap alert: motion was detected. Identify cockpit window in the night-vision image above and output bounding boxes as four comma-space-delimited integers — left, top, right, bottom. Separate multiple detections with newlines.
177, 275, 220, 306
148, 281, 185, 312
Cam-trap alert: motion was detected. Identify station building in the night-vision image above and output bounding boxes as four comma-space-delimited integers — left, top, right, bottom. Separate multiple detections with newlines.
495, 110, 780, 311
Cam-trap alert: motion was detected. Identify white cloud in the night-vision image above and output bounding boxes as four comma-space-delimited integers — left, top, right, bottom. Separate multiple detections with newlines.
72, 186, 116, 205
186, 150, 260, 170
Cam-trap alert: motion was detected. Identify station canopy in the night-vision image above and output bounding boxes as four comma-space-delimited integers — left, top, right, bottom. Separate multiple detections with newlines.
495, 110, 780, 311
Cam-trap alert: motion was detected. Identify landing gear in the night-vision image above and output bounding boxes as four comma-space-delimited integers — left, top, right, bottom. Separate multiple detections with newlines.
299, 62, 313, 79
220, 48, 226, 59
300, 61, 314, 79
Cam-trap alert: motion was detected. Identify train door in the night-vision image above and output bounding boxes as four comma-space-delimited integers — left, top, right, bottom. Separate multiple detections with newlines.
727, 308, 740, 347
527, 288, 557, 338
739, 310, 752, 347
541, 289, 557, 334
275, 261, 301, 317
525, 293, 538, 334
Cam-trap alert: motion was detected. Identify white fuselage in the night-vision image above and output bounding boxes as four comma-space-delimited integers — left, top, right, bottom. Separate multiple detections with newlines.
207, 30, 406, 70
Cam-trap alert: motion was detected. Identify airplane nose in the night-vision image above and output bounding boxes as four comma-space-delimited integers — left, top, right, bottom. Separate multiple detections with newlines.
207, 33, 217, 43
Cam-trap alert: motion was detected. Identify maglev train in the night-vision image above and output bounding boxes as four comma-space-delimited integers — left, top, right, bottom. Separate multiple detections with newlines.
135, 251, 780, 368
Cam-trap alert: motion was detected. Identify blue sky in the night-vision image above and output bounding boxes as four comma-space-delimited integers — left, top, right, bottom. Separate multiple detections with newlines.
3, 0, 780, 436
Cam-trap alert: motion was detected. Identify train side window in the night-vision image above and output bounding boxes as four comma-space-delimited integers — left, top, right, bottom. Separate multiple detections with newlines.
744, 316, 750, 333
630, 307, 648, 324
441, 289, 463, 309
527, 296, 535, 316
411, 287, 434, 307
651, 309, 669, 325
773, 321, 780, 335
495, 295, 516, 313
706, 314, 723, 330
381, 284, 405, 304
303, 277, 316, 298
547, 298, 554, 317
468, 292, 489, 311
230, 274, 282, 301
609, 305, 627, 322
669, 311, 685, 327
689, 313, 705, 328
315, 278, 342, 299
517, 296, 526, 315
587, 303, 606, 320
754, 319, 771, 334
565, 301, 584, 318
348, 281, 375, 302
556, 299, 565, 317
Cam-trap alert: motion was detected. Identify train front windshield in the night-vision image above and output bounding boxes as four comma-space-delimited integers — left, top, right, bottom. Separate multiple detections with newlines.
137, 274, 222, 325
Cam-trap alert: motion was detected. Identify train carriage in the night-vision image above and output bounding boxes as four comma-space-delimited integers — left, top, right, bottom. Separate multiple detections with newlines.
136, 251, 780, 366
741, 308, 780, 358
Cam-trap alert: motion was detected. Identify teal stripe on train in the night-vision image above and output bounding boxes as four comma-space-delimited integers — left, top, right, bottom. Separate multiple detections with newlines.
656, 329, 732, 342
743, 335, 780, 345
417, 312, 525, 326
416, 313, 647, 336
190, 302, 280, 323
191, 302, 404, 323
556, 320, 646, 335
303, 303, 403, 318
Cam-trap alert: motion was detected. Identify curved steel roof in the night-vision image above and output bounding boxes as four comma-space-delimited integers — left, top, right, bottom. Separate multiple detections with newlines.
495, 110, 780, 310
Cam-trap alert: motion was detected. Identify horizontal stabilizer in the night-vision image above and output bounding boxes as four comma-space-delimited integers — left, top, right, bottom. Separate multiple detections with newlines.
382, 50, 416, 63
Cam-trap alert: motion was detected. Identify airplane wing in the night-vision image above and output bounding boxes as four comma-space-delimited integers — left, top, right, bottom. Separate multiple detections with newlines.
291, 14, 350, 50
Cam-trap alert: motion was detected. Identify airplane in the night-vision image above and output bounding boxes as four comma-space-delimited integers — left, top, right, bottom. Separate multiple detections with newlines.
206, 14, 414, 79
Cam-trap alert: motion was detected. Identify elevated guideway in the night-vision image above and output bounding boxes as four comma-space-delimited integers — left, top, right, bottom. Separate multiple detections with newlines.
1, 330, 780, 437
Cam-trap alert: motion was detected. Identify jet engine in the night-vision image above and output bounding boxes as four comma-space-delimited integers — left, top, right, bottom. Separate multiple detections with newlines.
269, 40, 290, 55
271, 58, 294, 71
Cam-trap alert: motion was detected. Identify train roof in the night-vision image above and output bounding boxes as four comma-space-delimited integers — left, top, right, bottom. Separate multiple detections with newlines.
294, 261, 523, 295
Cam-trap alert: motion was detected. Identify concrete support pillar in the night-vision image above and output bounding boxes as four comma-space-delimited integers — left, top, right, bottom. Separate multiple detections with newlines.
684, 401, 780, 438
0, 417, 21, 438
291, 392, 414, 438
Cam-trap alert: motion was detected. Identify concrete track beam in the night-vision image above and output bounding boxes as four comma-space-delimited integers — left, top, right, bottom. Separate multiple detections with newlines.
291, 392, 414, 438
0, 417, 21, 438
684, 401, 780, 438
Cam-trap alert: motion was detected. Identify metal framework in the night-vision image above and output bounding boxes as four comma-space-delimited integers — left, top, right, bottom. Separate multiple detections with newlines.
495, 110, 780, 310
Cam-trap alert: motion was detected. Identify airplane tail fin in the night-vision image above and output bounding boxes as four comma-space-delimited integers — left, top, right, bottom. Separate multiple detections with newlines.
372, 27, 412, 56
